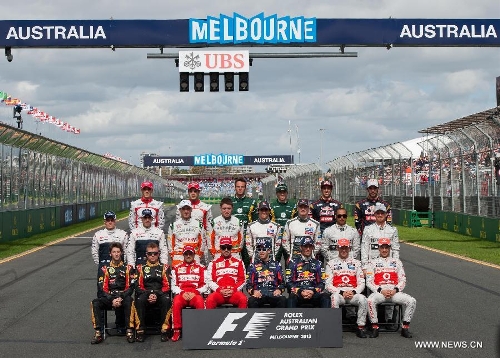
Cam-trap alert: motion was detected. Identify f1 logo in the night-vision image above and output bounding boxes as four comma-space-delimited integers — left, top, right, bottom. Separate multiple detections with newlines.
212, 312, 276, 339
212, 313, 247, 339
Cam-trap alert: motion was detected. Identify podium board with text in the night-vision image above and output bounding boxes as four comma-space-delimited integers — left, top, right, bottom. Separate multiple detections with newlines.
182, 308, 342, 350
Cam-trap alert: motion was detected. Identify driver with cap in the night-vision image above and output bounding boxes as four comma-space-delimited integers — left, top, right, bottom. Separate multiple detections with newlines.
205, 237, 247, 309
245, 201, 281, 262
310, 180, 343, 234
366, 238, 416, 339
167, 200, 204, 267
176, 182, 213, 261
286, 236, 330, 308
129, 181, 165, 230
282, 199, 321, 263
354, 178, 391, 236
361, 203, 400, 272
170, 245, 208, 342
325, 238, 368, 338
246, 238, 286, 308
126, 208, 168, 267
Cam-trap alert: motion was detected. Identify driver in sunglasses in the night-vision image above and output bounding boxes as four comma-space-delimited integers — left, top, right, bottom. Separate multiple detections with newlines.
205, 237, 247, 309
134, 242, 171, 343
320, 208, 361, 261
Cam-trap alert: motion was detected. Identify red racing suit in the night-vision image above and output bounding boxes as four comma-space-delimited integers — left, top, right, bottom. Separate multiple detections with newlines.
171, 261, 207, 329
129, 197, 165, 230
205, 256, 247, 308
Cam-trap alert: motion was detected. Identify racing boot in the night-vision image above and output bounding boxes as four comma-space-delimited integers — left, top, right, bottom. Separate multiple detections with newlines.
171, 329, 181, 342
161, 330, 169, 342
126, 329, 135, 343
370, 327, 379, 338
135, 330, 145, 342
356, 327, 367, 338
91, 330, 103, 344
401, 328, 413, 338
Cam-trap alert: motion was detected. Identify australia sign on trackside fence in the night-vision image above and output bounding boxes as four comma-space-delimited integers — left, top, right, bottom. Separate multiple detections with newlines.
1, 16, 499, 48
143, 154, 294, 167
182, 308, 342, 350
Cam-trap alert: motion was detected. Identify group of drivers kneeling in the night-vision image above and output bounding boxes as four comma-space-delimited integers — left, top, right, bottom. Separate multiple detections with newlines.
90, 234, 416, 344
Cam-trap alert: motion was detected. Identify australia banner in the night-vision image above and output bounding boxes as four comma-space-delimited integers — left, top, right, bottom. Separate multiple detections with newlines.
143, 154, 294, 167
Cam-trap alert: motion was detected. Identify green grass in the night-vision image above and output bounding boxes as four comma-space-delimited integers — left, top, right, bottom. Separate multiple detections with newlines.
397, 225, 500, 266
0, 211, 129, 261
344, 218, 500, 266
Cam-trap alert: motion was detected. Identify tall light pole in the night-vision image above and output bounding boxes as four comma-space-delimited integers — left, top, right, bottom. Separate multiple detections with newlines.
319, 128, 326, 172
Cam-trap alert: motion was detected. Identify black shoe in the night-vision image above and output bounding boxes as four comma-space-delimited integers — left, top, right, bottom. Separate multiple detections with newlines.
161, 330, 169, 342
370, 328, 379, 338
401, 328, 413, 338
135, 331, 145, 343
356, 328, 367, 338
91, 331, 103, 345
126, 329, 135, 343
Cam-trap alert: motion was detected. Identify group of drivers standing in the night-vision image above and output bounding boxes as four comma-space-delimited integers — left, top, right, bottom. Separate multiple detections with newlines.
89, 177, 416, 345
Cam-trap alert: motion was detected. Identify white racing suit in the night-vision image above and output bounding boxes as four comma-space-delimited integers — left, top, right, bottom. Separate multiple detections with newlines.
245, 219, 282, 262
365, 257, 417, 324
321, 224, 361, 262
361, 223, 400, 270
209, 215, 244, 260
325, 257, 367, 326
281, 217, 321, 263
167, 218, 205, 267
176, 199, 213, 259
129, 197, 165, 230
126, 226, 167, 267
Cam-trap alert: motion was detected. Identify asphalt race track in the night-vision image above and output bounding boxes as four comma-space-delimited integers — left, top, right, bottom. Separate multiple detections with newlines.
0, 204, 498, 358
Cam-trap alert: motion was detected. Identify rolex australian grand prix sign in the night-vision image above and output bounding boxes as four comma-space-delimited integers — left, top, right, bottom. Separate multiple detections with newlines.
182, 308, 342, 349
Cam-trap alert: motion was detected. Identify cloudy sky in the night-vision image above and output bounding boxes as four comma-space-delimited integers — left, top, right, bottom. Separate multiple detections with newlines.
1, 0, 499, 169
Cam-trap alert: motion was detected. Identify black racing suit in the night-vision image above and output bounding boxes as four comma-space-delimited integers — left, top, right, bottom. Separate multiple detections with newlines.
135, 262, 172, 332
91, 261, 134, 331
246, 258, 286, 308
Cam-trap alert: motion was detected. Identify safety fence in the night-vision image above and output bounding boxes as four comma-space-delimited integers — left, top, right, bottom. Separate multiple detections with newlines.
261, 163, 323, 201
259, 107, 500, 243
0, 122, 185, 241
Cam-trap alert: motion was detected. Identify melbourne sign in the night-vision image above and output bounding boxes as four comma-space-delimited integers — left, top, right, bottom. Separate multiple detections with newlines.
143, 155, 294, 167
189, 13, 317, 44
1, 19, 499, 48
178, 50, 250, 73
182, 308, 342, 349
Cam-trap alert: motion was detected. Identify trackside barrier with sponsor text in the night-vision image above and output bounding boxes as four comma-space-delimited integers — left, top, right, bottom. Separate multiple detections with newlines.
182, 308, 342, 349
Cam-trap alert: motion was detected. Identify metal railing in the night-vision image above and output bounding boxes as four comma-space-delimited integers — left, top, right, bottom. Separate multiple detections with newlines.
0, 123, 184, 211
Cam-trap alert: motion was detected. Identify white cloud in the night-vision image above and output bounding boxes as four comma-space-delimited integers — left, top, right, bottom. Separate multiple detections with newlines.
0, 0, 498, 167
